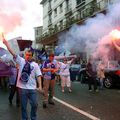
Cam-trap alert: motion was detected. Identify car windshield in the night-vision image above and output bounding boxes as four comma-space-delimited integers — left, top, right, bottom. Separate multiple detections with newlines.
70, 64, 81, 71
70, 64, 81, 68
96, 60, 120, 70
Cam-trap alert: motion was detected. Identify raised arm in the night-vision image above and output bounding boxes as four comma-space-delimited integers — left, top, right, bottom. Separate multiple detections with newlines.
112, 39, 120, 52
2, 34, 16, 57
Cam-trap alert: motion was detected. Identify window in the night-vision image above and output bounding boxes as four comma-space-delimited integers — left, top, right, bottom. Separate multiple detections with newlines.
60, 20, 63, 26
48, 14, 52, 25
54, 8, 57, 17
35, 29, 39, 36
59, 3, 63, 13
54, 24, 58, 31
59, 20, 63, 30
66, 0, 69, 5
66, 0, 72, 12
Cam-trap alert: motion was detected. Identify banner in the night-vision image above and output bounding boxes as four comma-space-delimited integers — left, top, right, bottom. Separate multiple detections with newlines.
0, 61, 13, 76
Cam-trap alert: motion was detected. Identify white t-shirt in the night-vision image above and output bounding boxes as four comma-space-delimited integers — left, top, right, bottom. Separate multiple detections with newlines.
15, 55, 42, 89
59, 61, 71, 76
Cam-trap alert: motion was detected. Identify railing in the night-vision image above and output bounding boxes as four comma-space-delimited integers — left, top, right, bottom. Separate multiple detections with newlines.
39, 0, 115, 41
76, 0, 85, 8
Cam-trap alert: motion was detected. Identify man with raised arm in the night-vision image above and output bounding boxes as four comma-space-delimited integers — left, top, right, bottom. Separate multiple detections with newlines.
3, 36, 42, 120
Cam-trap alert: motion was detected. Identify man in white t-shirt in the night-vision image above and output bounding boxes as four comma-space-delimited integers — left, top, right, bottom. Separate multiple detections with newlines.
3, 36, 42, 120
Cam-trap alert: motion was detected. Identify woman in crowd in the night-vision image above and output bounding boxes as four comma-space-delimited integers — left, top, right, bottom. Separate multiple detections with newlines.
97, 61, 105, 90
86, 58, 98, 92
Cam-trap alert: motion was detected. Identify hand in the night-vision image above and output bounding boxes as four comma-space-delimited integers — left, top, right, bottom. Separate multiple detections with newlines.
36, 87, 42, 92
2, 34, 8, 45
51, 68, 58, 74
36, 87, 44, 95
51, 69, 56, 73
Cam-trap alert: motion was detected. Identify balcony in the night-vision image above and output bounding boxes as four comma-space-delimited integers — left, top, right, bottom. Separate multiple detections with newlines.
79, 2, 100, 19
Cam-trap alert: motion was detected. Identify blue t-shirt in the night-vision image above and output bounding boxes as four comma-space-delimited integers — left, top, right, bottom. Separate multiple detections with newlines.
42, 59, 57, 80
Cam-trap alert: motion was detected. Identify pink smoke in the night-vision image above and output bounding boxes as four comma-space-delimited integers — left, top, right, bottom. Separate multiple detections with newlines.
0, 0, 26, 34
0, 12, 22, 33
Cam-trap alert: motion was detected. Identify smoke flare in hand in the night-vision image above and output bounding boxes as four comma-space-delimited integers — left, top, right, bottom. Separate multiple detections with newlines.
0, 27, 4, 41
110, 29, 120, 52
110, 29, 120, 40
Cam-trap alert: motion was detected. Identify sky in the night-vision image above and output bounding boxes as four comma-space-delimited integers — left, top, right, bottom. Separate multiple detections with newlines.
0, 0, 43, 42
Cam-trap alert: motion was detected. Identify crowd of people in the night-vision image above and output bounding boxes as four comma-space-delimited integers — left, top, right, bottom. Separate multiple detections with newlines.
1, 36, 106, 120
1, 36, 77, 120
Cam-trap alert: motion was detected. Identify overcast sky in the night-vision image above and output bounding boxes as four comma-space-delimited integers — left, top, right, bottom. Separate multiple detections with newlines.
0, 0, 43, 41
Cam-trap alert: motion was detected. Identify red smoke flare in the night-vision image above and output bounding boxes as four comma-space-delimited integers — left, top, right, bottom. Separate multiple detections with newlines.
0, 12, 22, 34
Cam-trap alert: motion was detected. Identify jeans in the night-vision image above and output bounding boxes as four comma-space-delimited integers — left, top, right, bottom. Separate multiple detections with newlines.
99, 78, 104, 89
88, 76, 97, 90
18, 88, 38, 120
9, 85, 20, 105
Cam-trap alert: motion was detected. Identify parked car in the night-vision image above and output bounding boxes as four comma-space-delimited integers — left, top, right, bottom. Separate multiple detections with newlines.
103, 61, 120, 88
69, 64, 81, 81
79, 61, 120, 88
78, 67, 89, 83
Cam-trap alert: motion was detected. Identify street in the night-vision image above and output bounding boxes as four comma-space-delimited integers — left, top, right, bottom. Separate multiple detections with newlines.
0, 82, 120, 120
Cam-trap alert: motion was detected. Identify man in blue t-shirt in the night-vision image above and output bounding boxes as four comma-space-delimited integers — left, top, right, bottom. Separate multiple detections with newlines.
42, 53, 58, 108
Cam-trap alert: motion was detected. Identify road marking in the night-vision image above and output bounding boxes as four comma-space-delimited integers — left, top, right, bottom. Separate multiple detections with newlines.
54, 97, 100, 120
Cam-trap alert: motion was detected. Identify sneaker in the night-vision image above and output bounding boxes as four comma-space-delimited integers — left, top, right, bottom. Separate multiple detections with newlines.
95, 89, 99, 92
69, 89, 72, 93
9, 98, 12, 105
16, 103, 20, 107
89, 89, 92, 92
48, 101, 55, 105
62, 89, 64, 93
43, 103, 47, 108
100, 87, 104, 90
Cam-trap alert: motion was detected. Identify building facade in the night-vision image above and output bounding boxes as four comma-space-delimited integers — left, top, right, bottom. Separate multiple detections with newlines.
37, 0, 116, 56
34, 26, 43, 49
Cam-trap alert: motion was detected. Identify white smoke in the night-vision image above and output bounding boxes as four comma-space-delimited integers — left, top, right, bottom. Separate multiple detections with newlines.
58, 0, 120, 62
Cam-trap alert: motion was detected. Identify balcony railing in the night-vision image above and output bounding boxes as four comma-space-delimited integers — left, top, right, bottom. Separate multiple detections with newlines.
39, 0, 115, 41
76, 0, 86, 8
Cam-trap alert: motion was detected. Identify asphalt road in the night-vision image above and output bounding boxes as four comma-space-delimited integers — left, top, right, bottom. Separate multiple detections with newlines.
0, 82, 120, 120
